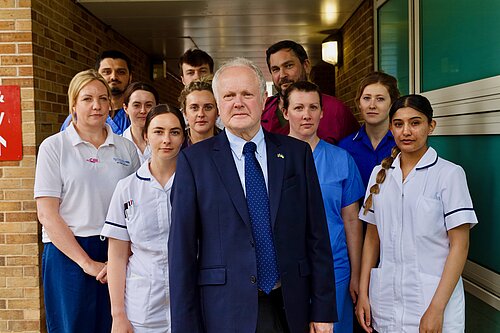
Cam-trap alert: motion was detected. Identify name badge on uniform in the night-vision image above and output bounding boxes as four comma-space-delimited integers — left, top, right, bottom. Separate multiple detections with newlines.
124, 199, 134, 219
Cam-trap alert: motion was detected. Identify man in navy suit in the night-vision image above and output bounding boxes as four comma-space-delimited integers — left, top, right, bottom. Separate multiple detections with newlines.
168, 57, 337, 333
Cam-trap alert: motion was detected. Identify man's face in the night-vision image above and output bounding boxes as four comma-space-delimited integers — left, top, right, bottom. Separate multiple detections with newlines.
181, 63, 211, 86
215, 66, 266, 139
269, 49, 310, 95
98, 58, 131, 97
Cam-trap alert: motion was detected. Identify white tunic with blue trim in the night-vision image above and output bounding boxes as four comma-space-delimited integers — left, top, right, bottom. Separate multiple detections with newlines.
360, 147, 477, 333
102, 161, 174, 332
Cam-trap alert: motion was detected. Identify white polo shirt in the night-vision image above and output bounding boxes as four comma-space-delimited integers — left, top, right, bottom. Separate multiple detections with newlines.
360, 147, 478, 332
122, 126, 151, 164
101, 161, 173, 328
34, 123, 140, 243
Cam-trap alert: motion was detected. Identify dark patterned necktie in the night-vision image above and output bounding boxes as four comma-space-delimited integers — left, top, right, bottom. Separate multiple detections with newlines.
243, 141, 279, 294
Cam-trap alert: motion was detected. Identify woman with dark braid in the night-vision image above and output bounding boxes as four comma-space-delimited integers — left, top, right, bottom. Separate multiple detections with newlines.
356, 95, 478, 333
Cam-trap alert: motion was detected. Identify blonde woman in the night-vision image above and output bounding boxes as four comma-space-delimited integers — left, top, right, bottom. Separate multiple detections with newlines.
35, 69, 140, 332
178, 77, 220, 146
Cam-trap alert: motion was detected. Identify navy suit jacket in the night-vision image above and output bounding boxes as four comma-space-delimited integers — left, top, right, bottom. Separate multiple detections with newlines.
168, 130, 337, 333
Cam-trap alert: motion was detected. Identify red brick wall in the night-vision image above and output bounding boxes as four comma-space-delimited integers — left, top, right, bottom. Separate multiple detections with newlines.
31, 0, 182, 142
336, 0, 375, 120
0, 0, 181, 332
0, 0, 40, 331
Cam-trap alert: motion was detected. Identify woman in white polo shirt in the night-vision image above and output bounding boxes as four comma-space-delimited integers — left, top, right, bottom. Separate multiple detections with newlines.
122, 82, 160, 163
356, 95, 478, 333
102, 104, 186, 332
34, 69, 140, 333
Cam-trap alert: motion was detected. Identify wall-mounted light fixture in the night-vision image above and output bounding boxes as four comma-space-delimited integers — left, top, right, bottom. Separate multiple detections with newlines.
322, 30, 342, 66
151, 59, 167, 80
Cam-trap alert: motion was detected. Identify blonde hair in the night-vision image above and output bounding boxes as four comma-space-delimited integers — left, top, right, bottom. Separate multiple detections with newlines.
178, 76, 214, 112
363, 145, 400, 215
68, 69, 112, 123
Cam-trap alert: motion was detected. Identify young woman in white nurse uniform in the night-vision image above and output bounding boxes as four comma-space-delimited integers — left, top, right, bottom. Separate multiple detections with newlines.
102, 104, 186, 332
356, 94, 478, 333
122, 82, 160, 163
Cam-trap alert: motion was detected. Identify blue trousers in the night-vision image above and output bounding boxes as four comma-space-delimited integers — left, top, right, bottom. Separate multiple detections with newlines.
42, 236, 111, 333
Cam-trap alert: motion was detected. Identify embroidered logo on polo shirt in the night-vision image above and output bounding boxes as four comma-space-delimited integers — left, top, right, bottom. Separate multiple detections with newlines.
113, 157, 131, 166
86, 158, 99, 163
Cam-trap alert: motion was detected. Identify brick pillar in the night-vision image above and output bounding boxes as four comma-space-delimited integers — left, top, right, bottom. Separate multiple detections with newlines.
0, 1, 41, 332
336, 0, 375, 120
0, 0, 183, 331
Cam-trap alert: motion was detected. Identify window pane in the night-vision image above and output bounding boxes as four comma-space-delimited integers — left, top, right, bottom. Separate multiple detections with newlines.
420, 0, 500, 91
378, 0, 409, 95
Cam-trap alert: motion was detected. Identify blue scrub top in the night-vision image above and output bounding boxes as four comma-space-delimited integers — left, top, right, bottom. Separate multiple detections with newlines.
313, 140, 364, 283
60, 108, 130, 135
338, 125, 395, 189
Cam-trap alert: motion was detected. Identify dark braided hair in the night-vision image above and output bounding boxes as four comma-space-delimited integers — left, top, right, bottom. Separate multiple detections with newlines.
363, 94, 434, 215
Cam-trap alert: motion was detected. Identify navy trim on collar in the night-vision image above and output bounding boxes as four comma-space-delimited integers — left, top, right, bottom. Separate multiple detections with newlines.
416, 155, 439, 170
135, 171, 151, 181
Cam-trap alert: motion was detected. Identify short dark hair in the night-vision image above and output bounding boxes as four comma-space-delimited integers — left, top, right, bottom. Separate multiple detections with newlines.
265, 40, 309, 72
123, 82, 160, 107
143, 104, 186, 139
178, 49, 214, 75
283, 81, 322, 110
95, 50, 132, 73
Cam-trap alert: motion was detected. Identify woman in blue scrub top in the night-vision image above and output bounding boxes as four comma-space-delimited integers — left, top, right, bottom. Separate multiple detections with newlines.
283, 81, 365, 333
339, 72, 400, 189
103, 104, 186, 332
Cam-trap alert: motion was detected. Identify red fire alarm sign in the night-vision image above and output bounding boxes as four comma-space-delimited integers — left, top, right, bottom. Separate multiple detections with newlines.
0, 86, 22, 161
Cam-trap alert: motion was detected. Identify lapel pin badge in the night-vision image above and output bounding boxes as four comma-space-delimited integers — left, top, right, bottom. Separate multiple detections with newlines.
277, 153, 284, 159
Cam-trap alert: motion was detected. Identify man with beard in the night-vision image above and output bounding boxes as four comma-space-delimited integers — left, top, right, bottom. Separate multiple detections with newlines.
60, 50, 133, 134
262, 40, 359, 145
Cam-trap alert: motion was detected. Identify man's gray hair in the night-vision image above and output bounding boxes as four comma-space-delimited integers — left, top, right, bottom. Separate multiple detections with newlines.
212, 57, 267, 103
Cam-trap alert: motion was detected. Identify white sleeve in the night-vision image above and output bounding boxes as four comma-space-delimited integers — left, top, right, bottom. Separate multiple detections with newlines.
34, 136, 62, 199
101, 179, 131, 241
442, 165, 478, 230
358, 166, 380, 225
126, 139, 141, 171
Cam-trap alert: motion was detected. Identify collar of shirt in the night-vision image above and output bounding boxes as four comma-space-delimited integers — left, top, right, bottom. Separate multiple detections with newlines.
225, 127, 268, 194
226, 127, 266, 161
353, 125, 394, 150
66, 122, 115, 147
391, 147, 438, 185
135, 160, 175, 191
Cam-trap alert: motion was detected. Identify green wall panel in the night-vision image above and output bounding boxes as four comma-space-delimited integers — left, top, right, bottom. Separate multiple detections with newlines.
429, 135, 500, 273
421, 0, 500, 92
465, 293, 500, 332
377, 0, 409, 95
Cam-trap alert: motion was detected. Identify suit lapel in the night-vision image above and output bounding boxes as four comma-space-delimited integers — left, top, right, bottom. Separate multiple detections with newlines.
265, 131, 284, 228
212, 132, 251, 226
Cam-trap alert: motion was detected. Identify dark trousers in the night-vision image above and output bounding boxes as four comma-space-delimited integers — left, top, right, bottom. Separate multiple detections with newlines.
42, 236, 111, 333
256, 288, 290, 333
